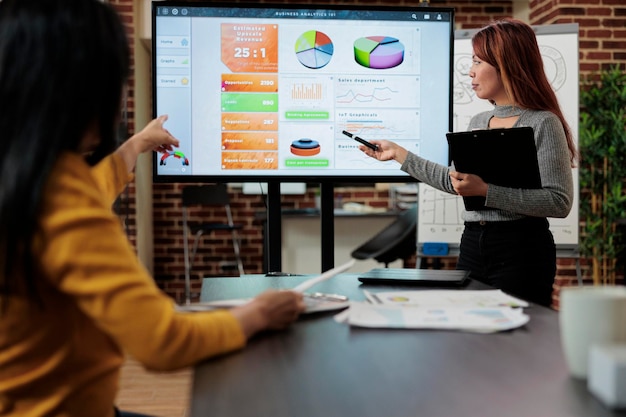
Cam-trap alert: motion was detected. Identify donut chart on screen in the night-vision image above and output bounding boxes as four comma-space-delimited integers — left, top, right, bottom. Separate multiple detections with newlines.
295, 30, 334, 69
353, 36, 405, 69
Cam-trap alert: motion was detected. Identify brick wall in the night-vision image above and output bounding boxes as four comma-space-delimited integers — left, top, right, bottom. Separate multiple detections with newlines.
110, 1, 625, 305
152, 182, 396, 301
530, 0, 626, 76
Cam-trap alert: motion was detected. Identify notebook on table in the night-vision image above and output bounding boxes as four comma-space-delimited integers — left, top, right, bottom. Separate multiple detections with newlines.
446, 127, 541, 211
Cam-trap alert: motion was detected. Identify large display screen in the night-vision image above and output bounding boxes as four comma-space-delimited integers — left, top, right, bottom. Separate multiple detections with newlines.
152, 2, 454, 183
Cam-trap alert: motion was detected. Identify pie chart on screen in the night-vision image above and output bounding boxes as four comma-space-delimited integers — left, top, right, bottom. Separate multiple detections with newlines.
295, 30, 334, 69
354, 36, 405, 69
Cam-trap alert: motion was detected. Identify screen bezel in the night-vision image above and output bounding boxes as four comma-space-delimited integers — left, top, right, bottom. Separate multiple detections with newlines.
151, 1, 454, 184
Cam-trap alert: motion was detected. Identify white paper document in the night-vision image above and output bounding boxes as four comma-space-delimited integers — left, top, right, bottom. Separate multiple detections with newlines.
343, 302, 529, 333
338, 289, 530, 332
363, 289, 529, 308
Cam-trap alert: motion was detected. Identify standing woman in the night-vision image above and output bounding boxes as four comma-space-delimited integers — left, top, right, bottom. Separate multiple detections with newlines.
0, 1, 304, 416
360, 18, 576, 308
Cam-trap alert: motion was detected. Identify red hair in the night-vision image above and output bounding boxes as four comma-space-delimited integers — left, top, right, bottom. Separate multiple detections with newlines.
472, 18, 577, 165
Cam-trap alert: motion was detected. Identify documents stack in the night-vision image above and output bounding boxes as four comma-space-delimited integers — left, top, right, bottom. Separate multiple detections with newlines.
336, 289, 530, 333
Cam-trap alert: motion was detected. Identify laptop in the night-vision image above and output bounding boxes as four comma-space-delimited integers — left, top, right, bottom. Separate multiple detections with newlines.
446, 127, 541, 211
358, 268, 470, 287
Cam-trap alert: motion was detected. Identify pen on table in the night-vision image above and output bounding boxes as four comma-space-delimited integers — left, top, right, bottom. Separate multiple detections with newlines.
265, 271, 303, 277
363, 290, 383, 304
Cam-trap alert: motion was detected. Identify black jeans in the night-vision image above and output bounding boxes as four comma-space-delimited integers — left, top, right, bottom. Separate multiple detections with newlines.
456, 217, 556, 307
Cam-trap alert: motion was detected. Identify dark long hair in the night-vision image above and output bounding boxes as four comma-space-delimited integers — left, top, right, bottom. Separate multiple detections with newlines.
0, 0, 130, 300
472, 18, 577, 165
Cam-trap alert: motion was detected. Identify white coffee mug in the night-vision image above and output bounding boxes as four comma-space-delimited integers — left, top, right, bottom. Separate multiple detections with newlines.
559, 286, 626, 379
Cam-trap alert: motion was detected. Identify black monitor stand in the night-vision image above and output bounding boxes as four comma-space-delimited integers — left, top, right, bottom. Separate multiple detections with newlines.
266, 182, 335, 273
265, 182, 282, 273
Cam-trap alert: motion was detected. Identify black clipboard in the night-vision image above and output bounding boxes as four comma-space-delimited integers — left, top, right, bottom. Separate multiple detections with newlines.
446, 127, 541, 211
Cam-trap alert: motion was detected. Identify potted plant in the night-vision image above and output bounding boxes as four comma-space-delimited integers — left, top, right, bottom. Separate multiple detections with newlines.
578, 65, 626, 285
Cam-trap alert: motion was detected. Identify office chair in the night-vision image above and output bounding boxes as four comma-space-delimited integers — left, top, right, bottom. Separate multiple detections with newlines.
351, 205, 417, 267
182, 184, 245, 304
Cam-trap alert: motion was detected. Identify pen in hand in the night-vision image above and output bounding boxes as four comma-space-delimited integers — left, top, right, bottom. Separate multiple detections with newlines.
342, 130, 379, 151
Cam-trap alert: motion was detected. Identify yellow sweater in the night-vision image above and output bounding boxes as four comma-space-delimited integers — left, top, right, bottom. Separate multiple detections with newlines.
0, 152, 246, 417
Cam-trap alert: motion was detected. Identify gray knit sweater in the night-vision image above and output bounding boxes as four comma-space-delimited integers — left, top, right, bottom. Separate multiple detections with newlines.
401, 108, 574, 222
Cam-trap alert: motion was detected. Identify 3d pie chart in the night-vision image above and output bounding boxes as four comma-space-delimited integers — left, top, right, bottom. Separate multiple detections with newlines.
353, 36, 405, 69
295, 30, 334, 69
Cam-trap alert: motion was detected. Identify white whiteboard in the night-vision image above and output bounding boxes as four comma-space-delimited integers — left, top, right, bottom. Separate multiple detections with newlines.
418, 24, 579, 247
